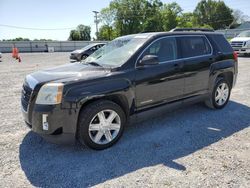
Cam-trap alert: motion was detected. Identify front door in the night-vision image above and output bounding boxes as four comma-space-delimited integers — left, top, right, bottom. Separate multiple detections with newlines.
135, 36, 185, 110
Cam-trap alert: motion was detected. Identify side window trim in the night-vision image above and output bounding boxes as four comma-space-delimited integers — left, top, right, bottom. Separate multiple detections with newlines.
135, 35, 213, 68
136, 36, 177, 67
178, 35, 213, 59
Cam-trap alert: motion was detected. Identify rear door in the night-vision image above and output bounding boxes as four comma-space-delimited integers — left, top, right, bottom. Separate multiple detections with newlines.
177, 35, 213, 97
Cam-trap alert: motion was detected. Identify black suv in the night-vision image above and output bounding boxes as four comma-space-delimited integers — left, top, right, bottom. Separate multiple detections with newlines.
21, 29, 238, 150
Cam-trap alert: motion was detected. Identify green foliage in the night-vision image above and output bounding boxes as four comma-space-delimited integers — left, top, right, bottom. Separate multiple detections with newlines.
161, 2, 182, 31
177, 13, 196, 28
142, 0, 164, 32
68, 30, 80, 41
33, 39, 53, 41
3, 37, 30, 41
109, 0, 148, 35
100, 0, 235, 38
98, 25, 117, 40
68, 25, 91, 41
98, 7, 118, 40
100, 7, 116, 27
70, 0, 237, 41
193, 0, 234, 30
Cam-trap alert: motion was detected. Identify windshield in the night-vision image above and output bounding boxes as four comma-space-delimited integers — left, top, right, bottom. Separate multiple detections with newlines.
84, 35, 149, 67
237, 31, 250, 37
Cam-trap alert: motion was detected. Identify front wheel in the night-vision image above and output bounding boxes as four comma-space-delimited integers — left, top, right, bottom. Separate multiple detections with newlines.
77, 100, 126, 150
81, 54, 88, 60
205, 78, 231, 109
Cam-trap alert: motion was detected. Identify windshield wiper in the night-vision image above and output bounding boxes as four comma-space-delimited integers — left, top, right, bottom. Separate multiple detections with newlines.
86, 62, 103, 67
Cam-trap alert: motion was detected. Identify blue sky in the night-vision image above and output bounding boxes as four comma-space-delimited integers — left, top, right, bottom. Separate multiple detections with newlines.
0, 0, 249, 40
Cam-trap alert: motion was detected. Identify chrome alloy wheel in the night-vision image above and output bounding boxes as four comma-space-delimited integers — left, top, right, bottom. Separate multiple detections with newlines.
215, 83, 229, 106
88, 110, 121, 145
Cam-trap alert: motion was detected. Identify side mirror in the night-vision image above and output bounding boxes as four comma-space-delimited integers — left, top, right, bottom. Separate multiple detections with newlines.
140, 55, 159, 66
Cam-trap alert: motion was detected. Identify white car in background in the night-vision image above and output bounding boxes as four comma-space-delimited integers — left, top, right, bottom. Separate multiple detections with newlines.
230, 30, 250, 55
0, 52, 2, 61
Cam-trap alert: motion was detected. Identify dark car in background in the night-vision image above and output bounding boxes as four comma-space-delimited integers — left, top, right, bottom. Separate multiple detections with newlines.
70, 43, 105, 61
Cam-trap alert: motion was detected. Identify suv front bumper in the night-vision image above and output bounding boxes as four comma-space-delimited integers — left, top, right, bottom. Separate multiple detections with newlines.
22, 104, 78, 144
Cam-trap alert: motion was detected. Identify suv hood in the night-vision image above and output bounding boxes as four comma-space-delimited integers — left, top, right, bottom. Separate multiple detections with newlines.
231, 37, 250, 42
26, 63, 110, 89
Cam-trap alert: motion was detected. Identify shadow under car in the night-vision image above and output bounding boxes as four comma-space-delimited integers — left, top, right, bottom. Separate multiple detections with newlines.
19, 101, 250, 187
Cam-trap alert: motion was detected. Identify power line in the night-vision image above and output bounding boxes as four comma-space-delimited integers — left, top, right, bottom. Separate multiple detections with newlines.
0, 23, 98, 31
0, 24, 76, 30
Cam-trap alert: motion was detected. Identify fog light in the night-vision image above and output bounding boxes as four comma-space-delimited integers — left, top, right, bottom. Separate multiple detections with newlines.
42, 114, 49, 131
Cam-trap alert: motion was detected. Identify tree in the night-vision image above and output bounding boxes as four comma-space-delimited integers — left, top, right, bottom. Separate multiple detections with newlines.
161, 2, 182, 31
177, 13, 196, 28
193, 0, 234, 30
68, 25, 91, 41
99, 7, 117, 40
96, 0, 239, 39
3, 37, 30, 41
98, 25, 117, 40
68, 30, 80, 40
141, 0, 164, 32
100, 7, 116, 27
230, 9, 250, 28
177, 12, 213, 29
109, 0, 148, 35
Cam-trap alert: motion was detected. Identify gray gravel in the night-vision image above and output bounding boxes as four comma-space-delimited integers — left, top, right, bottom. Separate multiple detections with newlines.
0, 53, 249, 188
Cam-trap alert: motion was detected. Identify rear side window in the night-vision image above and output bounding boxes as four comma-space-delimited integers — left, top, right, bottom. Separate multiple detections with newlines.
141, 37, 177, 62
178, 36, 212, 58
209, 34, 233, 53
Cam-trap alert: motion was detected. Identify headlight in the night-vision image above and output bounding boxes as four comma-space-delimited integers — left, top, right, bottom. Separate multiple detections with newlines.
36, 83, 64, 105
247, 41, 250, 48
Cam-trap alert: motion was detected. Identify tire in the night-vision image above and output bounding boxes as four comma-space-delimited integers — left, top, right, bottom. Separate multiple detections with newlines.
81, 54, 88, 60
205, 78, 231, 109
77, 100, 126, 150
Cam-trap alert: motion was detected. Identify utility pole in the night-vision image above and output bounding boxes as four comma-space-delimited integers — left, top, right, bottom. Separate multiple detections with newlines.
93, 11, 99, 39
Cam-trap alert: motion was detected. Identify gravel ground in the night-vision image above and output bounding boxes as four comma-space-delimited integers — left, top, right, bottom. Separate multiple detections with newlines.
0, 53, 249, 188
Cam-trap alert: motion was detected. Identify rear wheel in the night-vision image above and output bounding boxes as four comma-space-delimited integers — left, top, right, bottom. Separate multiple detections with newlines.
77, 100, 126, 150
205, 78, 231, 109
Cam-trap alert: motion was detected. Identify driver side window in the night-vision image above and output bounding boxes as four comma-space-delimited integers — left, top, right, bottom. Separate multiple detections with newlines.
142, 37, 177, 63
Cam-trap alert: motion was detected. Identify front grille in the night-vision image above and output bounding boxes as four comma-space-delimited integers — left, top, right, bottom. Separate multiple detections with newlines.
231, 41, 244, 49
21, 84, 33, 112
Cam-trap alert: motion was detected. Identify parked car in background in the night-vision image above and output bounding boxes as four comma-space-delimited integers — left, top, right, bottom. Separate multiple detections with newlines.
0, 52, 2, 61
230, 30, 250, 55
70, 43, 105, 61
22, 29, 238, 150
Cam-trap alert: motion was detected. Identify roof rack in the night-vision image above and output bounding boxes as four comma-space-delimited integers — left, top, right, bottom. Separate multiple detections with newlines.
170, 28, 214, 32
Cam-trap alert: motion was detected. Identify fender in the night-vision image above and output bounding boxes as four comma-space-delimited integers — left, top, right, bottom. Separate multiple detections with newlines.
208, 59, 236, 92
63, 78, 135, 114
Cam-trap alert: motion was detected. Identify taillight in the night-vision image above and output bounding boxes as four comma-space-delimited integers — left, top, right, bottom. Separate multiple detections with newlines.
233, 51, 238, 61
